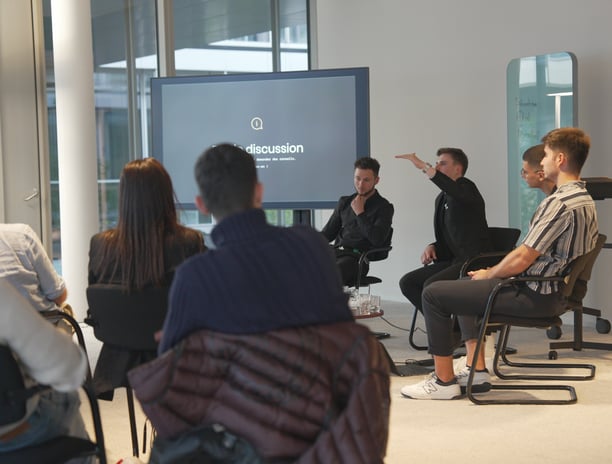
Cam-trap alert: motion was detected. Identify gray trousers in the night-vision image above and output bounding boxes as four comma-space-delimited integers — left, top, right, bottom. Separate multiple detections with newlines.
422, 277, 566, 356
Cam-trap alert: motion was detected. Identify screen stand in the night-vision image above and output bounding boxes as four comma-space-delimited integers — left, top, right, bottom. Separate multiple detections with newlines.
293, 209, 313, 226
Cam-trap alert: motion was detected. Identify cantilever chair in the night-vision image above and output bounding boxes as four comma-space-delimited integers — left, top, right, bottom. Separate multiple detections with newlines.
464, 237, 605, 405
548, 234, 612, 357
0, 311, 107, 464
409, 226, 521, 351
85, 283, 169, 458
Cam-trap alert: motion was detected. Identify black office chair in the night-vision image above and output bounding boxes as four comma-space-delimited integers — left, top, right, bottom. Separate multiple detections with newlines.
0, 311, 107, 464
547, 234, 612, 357
464, 238, 603, 405
408, 226, 521, 351
85, 283, 169, 458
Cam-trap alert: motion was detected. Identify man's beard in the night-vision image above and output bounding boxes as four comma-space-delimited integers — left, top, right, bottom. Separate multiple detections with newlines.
357, 187, 375, 197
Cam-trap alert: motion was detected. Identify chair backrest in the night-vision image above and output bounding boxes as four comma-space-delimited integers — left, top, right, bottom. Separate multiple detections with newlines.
0, 345, 29, 426
367, 227, 394, 262
561, 233, 606, 301
488, 227, 521, 252
0, 314, 107, 464
86, 284, 170, 351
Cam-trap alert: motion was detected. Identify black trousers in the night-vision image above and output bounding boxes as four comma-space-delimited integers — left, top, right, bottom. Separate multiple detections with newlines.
334, 248, 369, 286
422, 278, 567, 356
398, 261, 463, 310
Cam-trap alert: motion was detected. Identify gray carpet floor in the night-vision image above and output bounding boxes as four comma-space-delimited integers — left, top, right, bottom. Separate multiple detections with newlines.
79, 299, 612, 463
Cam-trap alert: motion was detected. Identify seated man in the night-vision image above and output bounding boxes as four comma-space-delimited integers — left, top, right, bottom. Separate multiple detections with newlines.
0, 279, 90, 457
321, 157, 394, 286
521, 143, 556, 195
145, 144, 389, 462
395, 149, 491, 333
0, 223, 69, 313
400, 127, 598, 399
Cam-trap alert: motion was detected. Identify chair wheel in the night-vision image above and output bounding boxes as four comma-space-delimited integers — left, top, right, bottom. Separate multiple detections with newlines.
548, 351, 558, 360
596, 318, 611, 334
546, 326, 562, 340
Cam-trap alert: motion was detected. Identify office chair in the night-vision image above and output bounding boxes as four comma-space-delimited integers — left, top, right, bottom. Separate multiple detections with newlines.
463, 238, 603, 405
85, 283, 169, 458
408, 226, 521, 351
0, 311, 107, 464
548, 234, 612, 358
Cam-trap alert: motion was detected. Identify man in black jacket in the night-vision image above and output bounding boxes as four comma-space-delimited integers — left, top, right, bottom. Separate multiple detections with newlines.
322, 157, 394, 286
396, 148, 491, 337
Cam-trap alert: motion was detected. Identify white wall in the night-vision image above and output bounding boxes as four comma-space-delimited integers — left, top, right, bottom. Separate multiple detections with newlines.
314, 0, 612, 315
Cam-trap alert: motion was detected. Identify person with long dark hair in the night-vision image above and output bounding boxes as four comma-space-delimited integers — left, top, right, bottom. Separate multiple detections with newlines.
88, 157, 205, 398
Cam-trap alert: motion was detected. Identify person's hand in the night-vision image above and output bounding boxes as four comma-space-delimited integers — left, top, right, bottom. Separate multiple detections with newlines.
154, 330, 163, 342
351, 194, 367, 215
395, 152, 427, 171
468, 268, 490, 280
421, 244, 437, 265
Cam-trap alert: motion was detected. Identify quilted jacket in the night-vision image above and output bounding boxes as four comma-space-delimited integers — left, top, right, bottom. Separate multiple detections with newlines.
127, 321, 390, 463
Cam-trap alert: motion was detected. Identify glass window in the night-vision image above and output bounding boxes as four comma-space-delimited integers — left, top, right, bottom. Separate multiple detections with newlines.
44, 0, 309, 263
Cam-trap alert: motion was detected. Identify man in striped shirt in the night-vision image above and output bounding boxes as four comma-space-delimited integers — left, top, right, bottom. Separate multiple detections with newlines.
401, 127, 598, 400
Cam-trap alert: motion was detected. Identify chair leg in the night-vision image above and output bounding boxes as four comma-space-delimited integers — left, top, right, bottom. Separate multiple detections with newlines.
408, 308, 427, 351
377, 340, 402, 376
126, 387, 139, 457
467, 325, 579, 405
493, 325, 595, 381
549, 305, 612, 353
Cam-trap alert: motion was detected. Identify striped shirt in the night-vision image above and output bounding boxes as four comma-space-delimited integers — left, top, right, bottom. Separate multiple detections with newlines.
522, 180, 598, 293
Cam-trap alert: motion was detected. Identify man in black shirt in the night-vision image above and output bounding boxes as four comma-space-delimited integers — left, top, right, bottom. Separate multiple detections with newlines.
322, 157, 394, 286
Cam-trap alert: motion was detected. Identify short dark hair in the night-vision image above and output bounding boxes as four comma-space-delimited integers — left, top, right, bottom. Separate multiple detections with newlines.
436, 148, 468, 175
522, 144, 546, 168
541, 127, 590, 173
194, 143, 257, 218
354, 157, 380, 176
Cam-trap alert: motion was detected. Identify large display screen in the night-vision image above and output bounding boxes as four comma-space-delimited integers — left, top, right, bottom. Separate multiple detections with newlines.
151, 67, 370, 209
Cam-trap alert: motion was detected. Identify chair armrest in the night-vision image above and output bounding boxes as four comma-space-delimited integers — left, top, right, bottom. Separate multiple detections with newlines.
355, 246, 392, 288
460, 251, 510, 277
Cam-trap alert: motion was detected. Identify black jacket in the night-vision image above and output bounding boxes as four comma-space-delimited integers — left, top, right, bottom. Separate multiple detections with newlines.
430, 171, 491, 262
321, 190, 394, 252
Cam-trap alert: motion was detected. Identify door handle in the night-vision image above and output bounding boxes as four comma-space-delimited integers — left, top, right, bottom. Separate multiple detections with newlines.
23, 188, 39, 201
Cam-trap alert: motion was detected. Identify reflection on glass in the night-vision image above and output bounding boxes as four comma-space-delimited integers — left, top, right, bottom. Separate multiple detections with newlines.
45, 1, 310, 265
506, 52, 576, 237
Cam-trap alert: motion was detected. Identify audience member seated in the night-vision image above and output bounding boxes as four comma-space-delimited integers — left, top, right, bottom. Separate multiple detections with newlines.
0, 222, 71, 319
0, 280, 90, 461
88, 157, 205, 399
321, 157, 394, 286
130, 144, 390, 462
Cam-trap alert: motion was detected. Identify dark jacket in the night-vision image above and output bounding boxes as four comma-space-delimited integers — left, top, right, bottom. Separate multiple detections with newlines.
88, 227, 205, 399
128, 321, 390, 463
430, 171, 491, 262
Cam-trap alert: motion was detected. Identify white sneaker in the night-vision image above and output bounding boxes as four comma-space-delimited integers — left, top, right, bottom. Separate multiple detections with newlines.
455, 366, 491, 393
400, 373, 462, 400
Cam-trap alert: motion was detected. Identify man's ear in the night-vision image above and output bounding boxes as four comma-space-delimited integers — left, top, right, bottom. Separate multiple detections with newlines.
254, 182, 264, 208
195, 195, 209, 215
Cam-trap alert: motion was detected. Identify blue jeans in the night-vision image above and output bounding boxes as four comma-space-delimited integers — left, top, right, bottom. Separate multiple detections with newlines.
0, 390, 92, 463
